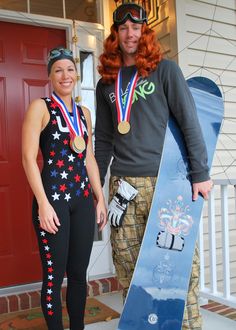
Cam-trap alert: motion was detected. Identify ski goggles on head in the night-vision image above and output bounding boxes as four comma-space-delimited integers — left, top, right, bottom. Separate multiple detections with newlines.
47, 47, 75, 75
47, 47, 73, 63
113, 3, 147, 26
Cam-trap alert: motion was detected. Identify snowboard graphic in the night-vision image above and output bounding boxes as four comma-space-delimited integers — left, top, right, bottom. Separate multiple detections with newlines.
117, 77, 224, 330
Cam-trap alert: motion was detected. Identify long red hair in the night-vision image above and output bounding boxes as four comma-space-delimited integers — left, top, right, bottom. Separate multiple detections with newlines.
98, 23, 162, 84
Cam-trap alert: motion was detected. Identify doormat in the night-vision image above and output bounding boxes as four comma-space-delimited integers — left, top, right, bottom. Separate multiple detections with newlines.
201, 300, 236, 321
0, 297, 120, 329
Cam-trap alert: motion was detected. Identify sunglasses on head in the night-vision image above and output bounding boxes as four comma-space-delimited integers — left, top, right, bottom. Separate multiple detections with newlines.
113, 3, 147, 25
47, 47, 73, 63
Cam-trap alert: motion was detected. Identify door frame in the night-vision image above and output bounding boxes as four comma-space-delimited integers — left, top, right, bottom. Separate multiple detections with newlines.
0, 8, 114, 296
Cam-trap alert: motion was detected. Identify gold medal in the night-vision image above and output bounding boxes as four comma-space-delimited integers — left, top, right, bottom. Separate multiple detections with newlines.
118, 121, 130, 134
70, 136, 86, 153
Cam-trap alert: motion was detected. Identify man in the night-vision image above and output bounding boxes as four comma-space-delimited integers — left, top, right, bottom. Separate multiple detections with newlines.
95, 2, 213, 329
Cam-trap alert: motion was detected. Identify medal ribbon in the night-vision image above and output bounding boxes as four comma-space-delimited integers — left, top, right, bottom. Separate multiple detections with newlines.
115, 69, 138, 124
51, 92, 84, 139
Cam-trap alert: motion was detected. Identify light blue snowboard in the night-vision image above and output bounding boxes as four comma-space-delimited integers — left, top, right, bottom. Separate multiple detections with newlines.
117, 77, 224, 330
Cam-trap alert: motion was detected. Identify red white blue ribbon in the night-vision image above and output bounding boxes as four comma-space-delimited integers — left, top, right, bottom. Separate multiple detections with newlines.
115, 69, 138, 124
51, 92, 84, 139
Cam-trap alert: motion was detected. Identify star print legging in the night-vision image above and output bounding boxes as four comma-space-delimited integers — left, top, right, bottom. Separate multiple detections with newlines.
32, 196, 95, 330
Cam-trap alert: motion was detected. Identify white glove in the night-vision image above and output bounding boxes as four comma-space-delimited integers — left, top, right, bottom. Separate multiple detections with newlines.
156, 231, 184, 251
108, 179, 138, 228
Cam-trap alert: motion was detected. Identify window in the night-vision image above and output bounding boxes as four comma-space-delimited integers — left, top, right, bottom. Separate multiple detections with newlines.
0, 0, 27, 11
0, 0, 102, 23
66, 0, 101, 23
30, 0, 63, 18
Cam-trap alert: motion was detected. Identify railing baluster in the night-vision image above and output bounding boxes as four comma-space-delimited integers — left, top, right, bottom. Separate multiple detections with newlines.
208, 188, 217, 294
199, 216, 205, 290
234, 185, 236, 224
221, 185, 230, 299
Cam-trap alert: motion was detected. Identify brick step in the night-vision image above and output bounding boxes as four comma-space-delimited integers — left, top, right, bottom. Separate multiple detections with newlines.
201, 300, 236, 321
0, 276, 122, 315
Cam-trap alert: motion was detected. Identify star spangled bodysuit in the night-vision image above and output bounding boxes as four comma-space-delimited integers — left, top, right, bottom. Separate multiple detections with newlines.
32, 97, 95, 330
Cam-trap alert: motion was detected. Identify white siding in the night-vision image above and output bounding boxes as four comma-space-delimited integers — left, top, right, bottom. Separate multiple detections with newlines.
175, 0, 236, 180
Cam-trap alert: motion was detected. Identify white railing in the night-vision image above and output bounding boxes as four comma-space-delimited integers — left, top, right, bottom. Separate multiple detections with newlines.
199, 179, 236, 308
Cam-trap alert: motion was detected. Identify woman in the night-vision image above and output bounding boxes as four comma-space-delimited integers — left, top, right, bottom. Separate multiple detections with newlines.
22, 47, 107, 330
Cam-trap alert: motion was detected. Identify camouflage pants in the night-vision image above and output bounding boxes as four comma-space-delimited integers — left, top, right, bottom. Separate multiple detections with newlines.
109, 176, 202, 330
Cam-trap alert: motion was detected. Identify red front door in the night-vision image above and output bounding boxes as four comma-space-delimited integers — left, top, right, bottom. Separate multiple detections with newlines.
0, 21, 66, 287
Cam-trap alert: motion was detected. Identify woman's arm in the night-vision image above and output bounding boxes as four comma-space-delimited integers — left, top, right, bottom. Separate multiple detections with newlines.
82, 106, 107, 231
22, 99, 60, 234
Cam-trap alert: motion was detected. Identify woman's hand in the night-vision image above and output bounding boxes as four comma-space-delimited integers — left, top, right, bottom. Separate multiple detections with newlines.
38, 201, 61, 234
96, 199, 107, 231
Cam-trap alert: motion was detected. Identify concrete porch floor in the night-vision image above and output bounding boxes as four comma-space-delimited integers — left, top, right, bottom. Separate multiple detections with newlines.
82, 292, 236, 330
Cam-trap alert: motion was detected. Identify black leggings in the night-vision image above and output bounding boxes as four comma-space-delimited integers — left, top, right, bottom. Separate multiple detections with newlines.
33, 196, 95, 330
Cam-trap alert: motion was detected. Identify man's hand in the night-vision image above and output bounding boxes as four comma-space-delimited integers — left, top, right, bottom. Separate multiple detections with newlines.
192, 179, 214, 201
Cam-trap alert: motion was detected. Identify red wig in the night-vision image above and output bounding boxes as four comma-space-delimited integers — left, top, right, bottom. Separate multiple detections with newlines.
98, 23, 162, 84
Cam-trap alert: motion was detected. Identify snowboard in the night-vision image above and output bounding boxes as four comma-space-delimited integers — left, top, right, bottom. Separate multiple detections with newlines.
117, 77, 224, 330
